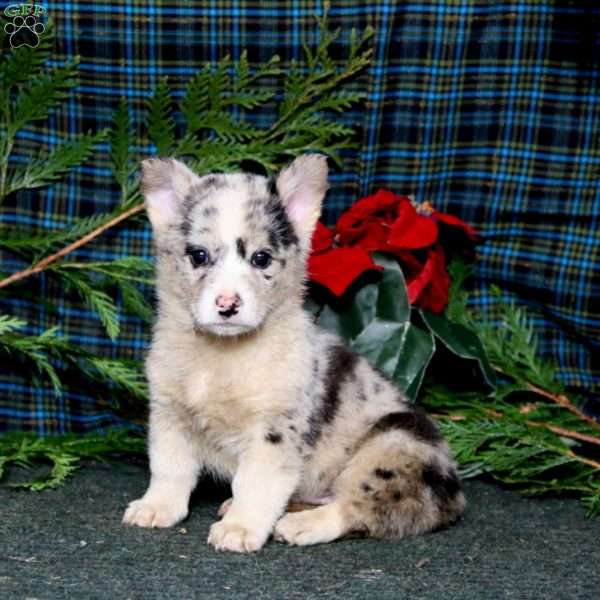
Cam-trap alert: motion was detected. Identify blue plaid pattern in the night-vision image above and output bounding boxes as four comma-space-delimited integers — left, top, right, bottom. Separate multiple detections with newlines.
1, 1, 599, 433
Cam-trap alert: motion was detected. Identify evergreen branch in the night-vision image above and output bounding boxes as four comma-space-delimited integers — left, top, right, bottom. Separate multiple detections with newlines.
179, 54, 279, 144
5, 130, 106, 195
526, 421, 600, 448
8, 59, 80, 135
0, 430, 146, 491
424, 386, 600, 516
524, 383, 600, 432
207, 55, 232, 114
437, 415, 600, 513
147, 77, 176, 155
446, 260, 596, 431
0, 320, 147, 399
0, 325, 65, 393
0, 212, 121, 263
57, 270, 120, 340
57, 257, 154, 285
85, 358, 148, 400
582, 494, 600, 519
180, 68, 212, 133
109, 97, 136, 197
263, 8, 373, 144
0, 203, 144, 290
0, 21, 54, 89
52, 258, 155, 326
224, 89, 275, 109
0, 314, 27, 335
119, 281, 154, 323
232, 51, 280, 91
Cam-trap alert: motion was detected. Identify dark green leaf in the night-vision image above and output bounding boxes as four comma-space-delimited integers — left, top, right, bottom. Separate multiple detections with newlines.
421, 310, 497, 387
352, 321, 409, 376
372, 253, 410, 323
394, 323, 436, 401
315, 282, 378, 341
315, 253, 412, 378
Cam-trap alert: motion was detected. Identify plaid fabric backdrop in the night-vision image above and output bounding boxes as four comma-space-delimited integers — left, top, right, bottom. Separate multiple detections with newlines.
1, 1, 599, 434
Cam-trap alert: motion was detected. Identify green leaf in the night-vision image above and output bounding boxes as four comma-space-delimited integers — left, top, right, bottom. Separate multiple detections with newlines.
352, 321, 409, 376
316, 253, 413, 379
421, 310, 497, 387
147, 77, 176, 155
394, 323, 436, 401
315, 282, 378, 341
350, 254, 411, 376
372, 253, 410, 322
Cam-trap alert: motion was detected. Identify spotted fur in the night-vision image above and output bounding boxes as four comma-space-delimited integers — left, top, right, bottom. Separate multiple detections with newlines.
123, 154, 465, 552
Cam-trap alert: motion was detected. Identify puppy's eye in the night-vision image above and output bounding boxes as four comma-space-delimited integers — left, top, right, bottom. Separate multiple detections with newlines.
250, 251, 272, 269
187, 247, 210, 268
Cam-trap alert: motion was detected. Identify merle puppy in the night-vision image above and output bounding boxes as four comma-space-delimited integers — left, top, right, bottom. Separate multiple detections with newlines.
122, 154, 465, 552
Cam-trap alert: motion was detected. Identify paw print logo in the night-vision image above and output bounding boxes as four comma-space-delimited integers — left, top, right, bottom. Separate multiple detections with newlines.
4, 14, 45, 48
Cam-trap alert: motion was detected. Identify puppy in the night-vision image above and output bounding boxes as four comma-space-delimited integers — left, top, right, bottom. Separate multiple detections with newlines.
122, 155, 465, 552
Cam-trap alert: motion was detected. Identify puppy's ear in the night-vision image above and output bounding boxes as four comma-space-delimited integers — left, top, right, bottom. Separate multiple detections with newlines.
140, 158, 200, 231
276, 154, 329, 244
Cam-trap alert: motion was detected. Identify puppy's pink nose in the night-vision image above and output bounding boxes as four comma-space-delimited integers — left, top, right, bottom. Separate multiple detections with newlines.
216, 293, 242, 312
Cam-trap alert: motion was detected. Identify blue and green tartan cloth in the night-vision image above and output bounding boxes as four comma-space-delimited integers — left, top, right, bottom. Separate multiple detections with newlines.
1, 1, 599, 434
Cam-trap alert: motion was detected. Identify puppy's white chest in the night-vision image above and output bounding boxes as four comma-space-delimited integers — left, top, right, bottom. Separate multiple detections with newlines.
181, 362, 260, 429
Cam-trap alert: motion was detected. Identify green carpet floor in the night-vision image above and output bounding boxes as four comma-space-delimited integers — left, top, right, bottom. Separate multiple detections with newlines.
1, 459, 598, 600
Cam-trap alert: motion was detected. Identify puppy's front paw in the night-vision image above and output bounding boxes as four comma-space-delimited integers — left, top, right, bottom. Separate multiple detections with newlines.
207, 520, 267, 553
122, 498, 187, 528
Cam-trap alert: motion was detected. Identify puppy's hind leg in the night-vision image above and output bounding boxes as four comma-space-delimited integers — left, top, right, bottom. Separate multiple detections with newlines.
276, 412, 465, 545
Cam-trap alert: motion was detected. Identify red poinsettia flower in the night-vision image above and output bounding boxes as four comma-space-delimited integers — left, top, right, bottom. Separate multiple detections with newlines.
406, 244, 450, 313
308, 222, 381, 297
308, 189, 478, 313
336, 189, 438, 250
